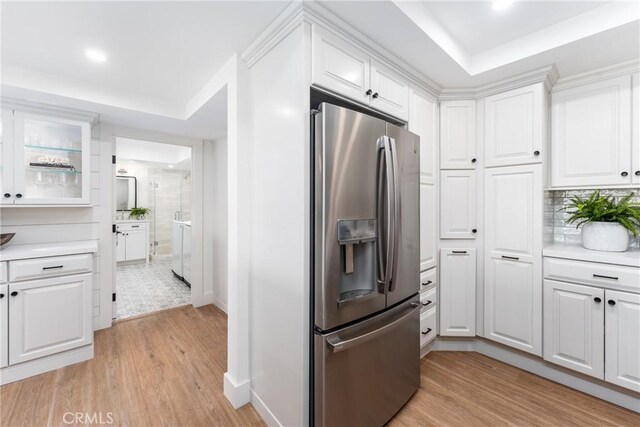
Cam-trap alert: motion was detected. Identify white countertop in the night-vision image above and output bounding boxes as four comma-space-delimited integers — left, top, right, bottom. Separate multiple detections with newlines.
116, 219, 148, 224
543, 243, 640, 268
0, 240, 99, 262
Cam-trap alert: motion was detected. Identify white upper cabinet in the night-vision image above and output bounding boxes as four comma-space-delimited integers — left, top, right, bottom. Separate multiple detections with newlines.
311, 24, 410, 120
370, 61, 409, 120
440, 248, 476, 336
409, 88, 437, 184
633, 73, 640, 184
0, 110, 15, 205
551, 75, 632, 187
440, 170, 477, 239
440, 100, 477, 169
311, 25, 370, 105
605, 290, 640, 393
543, 280, 604, 379
485, 83, 544, 168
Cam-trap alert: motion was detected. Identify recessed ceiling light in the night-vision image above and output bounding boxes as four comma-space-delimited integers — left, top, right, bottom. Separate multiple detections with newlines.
492, 0, 513, 11
168, 164, 174, 168
85, 48, 107, 63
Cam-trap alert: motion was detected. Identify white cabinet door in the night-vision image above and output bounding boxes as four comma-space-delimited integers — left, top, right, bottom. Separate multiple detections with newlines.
485, 84, 544, 167
440, 100, 476, 169
409, 88, 438, 185
632, 73, 640, 184
182, 225, 192, 284
543, 279, 604, 379
9, 273, 92, 364
1, 109, 15, 205
440, 170, 476, 239
125, 230, 147, 261
370, 60, 409, 120
605, 290, 640, 392
172, 222, 183, 277
311, 25, 370, 105
440, 248, 476, 336
116, 232, 126, 262
420, 183, 437, 271
0, 284, 7, 368
551, 76, 632, 187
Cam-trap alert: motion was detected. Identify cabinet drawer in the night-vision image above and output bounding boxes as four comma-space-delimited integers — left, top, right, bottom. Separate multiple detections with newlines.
9, 254, 93, 282
0, 262, 6, 284
420, 268, 437, 292
420, 287, 436, 314
420, 307, 437, 346
544, 257, 640, 293
117, 223, 146, 232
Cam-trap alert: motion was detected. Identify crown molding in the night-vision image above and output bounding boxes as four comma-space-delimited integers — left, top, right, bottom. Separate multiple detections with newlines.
552, 59, 640, 92
1, 96, 99, 124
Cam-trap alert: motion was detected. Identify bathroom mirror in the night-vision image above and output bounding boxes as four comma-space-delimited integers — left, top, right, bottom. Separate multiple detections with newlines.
116, 176, 137, 211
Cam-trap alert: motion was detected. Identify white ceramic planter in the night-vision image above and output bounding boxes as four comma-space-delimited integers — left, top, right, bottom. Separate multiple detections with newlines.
581, 222, 630, 252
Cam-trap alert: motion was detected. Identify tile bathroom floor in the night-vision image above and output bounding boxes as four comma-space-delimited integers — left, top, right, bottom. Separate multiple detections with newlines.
116, 258, 191, 319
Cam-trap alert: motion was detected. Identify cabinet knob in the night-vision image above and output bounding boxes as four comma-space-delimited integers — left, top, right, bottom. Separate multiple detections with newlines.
534, 150, 540, 156
635, 171, 640, 176
471, 158, 477, 163
594, 297, 601, 303
608, 299, 616, 306
421, 328, 432, 335
621, 171, 629, 177
366, 89, 372, 96
15, 193, 22, 198
3, 193, 10, 198
472, 229, 477, 233
10, 291, 18, 297
0, 293, 4, 299
372, 92, 379, 99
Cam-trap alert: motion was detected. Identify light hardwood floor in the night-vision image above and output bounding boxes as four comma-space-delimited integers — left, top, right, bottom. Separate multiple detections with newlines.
1, 305, 638, 426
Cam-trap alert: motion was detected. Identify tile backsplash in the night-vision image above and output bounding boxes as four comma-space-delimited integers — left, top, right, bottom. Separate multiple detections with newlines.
546, 189, 640, 248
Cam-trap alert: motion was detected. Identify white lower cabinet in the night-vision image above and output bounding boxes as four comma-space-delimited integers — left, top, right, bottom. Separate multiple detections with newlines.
420, 307, 437, 346
543, 279, 604, 379
605, 290, 640, 392
440, 249, 476, 336
116, 222, 148, 263
0, 284, 7, 368
8, 273, 92, 365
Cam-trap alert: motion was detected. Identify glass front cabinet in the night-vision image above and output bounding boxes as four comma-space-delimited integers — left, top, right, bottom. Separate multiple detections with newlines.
0, 110, 91, 206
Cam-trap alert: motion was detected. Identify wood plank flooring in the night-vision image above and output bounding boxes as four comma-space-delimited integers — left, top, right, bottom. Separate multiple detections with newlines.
1, 305, 638, 426
391, 351, 640, 427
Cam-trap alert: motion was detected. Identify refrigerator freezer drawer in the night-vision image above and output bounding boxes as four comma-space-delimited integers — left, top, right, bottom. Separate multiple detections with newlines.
314, 299, 420, 427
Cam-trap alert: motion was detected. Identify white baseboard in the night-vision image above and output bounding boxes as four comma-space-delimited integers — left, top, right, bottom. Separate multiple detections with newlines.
0, 345, 94, 385
212, 296, 228, 314
432, 337, 640, 413
250, 388, 282, 427
223, 372, 251, 409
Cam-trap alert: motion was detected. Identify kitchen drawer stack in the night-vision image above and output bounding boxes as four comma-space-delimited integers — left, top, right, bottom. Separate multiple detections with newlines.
419, 268, 438, 346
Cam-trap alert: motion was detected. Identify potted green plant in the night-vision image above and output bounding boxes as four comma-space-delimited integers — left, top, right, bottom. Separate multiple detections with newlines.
561, 191, 640, 252
129, 207, 150, 220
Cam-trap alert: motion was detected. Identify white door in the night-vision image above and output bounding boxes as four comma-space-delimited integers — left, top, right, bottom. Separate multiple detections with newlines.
440, 248, 476, 336
172, 223, 183, 277
484, 164, 542, 355
440, 170, 477, 239
605, 290, 640, 392
0, 284, 8, 368
543, 279, 604, 379
9, 274, 92, 364
420, 183, 437, 271
370, 60, 409, 120
116, 231, 126, 262
125, 230, 147, 261
409, 87, 438, 185
632, 73, 640, 184
485, 84, 544, 167
551, 75, 632, 187
0, 110, 15, 205
311, 24, 371, 105
440, 100, 476, 169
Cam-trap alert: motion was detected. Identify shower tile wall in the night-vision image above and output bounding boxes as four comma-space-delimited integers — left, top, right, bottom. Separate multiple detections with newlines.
546, 189, 640, 249
148, 169, 192, 257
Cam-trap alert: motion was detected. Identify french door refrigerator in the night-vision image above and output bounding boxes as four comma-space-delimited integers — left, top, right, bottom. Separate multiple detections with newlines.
313, 102, 420, 427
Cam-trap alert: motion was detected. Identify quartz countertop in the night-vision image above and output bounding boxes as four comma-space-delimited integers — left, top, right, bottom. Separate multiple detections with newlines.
543, 243, 640, 268
0, 240, 99, 261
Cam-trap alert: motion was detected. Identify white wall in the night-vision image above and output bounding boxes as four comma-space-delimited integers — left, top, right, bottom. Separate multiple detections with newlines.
248, 23, 310, 427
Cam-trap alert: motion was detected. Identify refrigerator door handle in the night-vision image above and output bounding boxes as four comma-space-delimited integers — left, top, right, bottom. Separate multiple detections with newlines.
376, 136, 394, 290
387, 136, 399, 293
326, 303, 419, 353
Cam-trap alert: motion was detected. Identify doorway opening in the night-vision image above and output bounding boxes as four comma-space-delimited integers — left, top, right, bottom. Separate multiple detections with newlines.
114, 137, 193, 320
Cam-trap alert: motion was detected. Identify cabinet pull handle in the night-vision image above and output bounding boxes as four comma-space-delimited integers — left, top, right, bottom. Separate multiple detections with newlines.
502, 255, 519, 261
594, 297, 601, 303
366, 89, 372, 96
534, 150, 540, 156
421, 328, 432, 335
132, 225, 139, 228
43, 265, 64, 270
593, 274, 618, 280
372, 92, 379, 99
422, 300, 432, 307
608, 300, 616, 306
10, 291, 18, 297
451, 250, 467, 254
421, 280, 432, 286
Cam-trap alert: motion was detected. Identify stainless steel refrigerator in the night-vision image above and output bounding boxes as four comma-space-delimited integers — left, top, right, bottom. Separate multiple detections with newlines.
313, 102, 420, 426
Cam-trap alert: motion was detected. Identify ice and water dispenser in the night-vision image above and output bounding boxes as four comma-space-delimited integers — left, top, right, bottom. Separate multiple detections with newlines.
336, 219, 377, 307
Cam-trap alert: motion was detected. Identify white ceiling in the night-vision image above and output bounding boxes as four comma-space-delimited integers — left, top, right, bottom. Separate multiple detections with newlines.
116, 137, 191, 167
